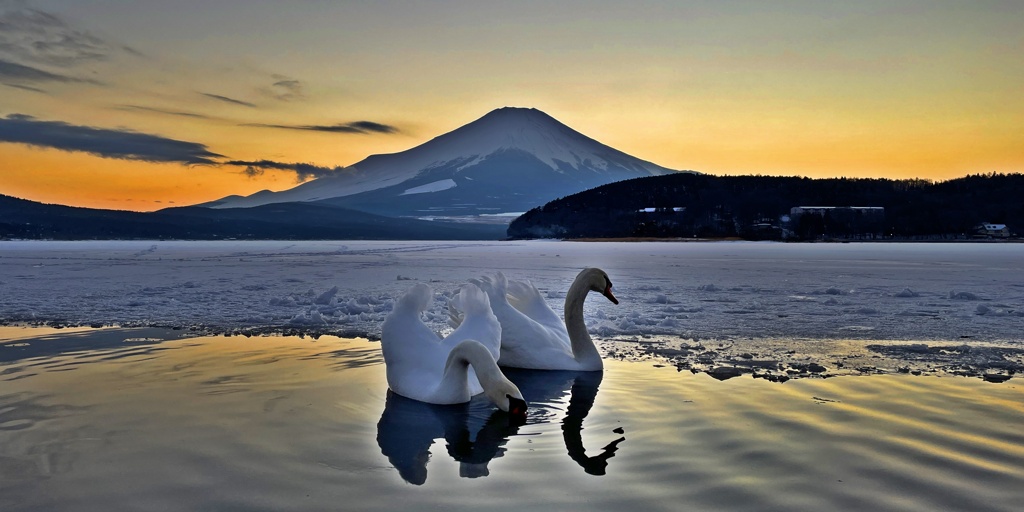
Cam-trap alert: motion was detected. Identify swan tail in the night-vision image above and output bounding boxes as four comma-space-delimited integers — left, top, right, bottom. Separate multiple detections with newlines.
394, 282, 432, 314
454, 283, 492, 317
493, 272, 509, 300
446, 282, 493, 329
469, 272, 509, 308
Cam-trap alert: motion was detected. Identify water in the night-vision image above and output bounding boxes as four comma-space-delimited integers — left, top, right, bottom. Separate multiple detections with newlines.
2, 327, 1023, 511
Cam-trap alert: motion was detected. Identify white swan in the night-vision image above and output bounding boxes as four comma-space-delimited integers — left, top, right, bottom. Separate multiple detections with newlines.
381, 282, 527, 415
451, 268, 618, 371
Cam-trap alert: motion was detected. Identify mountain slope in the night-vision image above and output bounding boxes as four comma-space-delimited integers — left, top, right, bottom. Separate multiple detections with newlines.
206, 107, 682, 216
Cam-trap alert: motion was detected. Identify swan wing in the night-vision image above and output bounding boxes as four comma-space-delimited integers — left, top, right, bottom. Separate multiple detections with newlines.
487, 289, 574, 368
454, 273, 580, 369
381, 284, 449, 399
506, 278, 565, 334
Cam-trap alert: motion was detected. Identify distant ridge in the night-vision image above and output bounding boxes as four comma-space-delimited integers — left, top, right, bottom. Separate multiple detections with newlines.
0, 194, 505, 240
205, 107, 684, 216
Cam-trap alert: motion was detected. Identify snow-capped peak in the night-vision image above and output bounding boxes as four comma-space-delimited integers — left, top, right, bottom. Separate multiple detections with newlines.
382, 106, 670, 174
205, 107, 680, 211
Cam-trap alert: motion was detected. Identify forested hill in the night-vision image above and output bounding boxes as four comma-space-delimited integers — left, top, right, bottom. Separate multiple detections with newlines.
0, 195, 505, 240
507, 173, 1024, 240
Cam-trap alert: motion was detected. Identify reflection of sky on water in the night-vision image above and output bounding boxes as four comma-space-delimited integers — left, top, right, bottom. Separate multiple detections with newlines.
1, 327, 1022, 511
0, 327, 183, 364
377, 369, 626, 484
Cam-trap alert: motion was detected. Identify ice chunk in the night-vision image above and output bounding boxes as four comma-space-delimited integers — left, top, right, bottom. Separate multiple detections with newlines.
314, 286, 339, 305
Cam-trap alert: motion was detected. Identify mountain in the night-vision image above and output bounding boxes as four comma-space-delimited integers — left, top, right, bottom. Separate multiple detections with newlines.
204, 107, 682, 217
0, 195, 506, 240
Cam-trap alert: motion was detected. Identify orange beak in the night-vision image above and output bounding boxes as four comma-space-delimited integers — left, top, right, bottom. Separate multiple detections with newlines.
603, 284, 619, 305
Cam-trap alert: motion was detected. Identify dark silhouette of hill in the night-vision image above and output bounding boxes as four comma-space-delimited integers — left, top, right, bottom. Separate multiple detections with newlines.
0, 195, 506, 240
507, 173, 1024, 240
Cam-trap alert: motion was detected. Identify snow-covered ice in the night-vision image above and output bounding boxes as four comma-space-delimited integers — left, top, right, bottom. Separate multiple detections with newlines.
2, 240, 1022, 377
400, 179, 457, 196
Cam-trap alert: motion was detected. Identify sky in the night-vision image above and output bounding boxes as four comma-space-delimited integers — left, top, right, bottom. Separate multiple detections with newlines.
1, 0, 1022, 211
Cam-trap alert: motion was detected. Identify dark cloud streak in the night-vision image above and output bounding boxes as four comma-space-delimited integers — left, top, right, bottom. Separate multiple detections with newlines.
268, 78, 304, 101
0, 58, 102, 84
3, 81, 48, 93
0, 6, 132, 67
244, 120, 400, 135
224, 159, 350, 182
201, 92, 257, 108
346, 120, 399, 134
0, 113, 222, 165
116, 104, 210, 119
262, 73, 305, 101
120, 45, 146, 58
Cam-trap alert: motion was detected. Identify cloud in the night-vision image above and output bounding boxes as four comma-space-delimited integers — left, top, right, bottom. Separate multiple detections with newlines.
0, 57, 101, 84
120, 44, 145, 59
0, 5, 133, 67
3, 81, 47, 93
267, 76, 304, 101
201, 92, 257, 108
244, 120, 400, 135
116, 104, 211, 119
0, 113, 222, 165
346, 121, 400, 134
224, 159, 351, 182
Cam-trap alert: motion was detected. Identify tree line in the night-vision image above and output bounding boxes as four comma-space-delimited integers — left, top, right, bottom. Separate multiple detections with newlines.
507, 173, 1024, 240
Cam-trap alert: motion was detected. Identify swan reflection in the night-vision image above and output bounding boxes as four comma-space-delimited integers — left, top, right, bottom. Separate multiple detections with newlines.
376, 392, 520, 484
376, 370, 625, 484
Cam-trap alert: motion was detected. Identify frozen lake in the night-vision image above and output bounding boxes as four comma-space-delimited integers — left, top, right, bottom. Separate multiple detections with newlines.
2, 327, 1022, 512
1, 240, 1022, 377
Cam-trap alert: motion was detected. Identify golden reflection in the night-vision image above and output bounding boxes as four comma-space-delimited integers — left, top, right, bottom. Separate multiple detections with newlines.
2, 327, 1023, 510
653, 368, 1024, 479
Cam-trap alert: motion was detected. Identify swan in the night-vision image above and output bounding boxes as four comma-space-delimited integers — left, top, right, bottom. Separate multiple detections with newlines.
381, 282, 527, 415
451, 268, 618, 371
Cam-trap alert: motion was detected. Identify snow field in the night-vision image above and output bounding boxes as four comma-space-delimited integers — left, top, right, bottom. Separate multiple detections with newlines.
4, 238, 1019, 344
3, 239, 1023, 379
2, 240, 1021, 348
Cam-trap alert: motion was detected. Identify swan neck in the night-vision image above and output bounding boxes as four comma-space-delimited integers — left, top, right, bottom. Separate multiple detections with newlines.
564, 278, 601, 368
441, 340, 508, 400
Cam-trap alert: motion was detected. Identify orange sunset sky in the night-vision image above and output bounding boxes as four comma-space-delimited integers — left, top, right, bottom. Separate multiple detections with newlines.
1, 1, 1022, 211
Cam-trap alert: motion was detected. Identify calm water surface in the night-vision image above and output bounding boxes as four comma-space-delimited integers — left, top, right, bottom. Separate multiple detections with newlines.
1, 327, 1023, 511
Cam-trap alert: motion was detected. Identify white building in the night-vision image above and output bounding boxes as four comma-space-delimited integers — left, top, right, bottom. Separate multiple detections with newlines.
975, 223, 1010, 238
790, 206, 885, 216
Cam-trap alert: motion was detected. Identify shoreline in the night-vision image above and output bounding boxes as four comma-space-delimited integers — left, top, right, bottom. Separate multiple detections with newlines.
3, 240, 1021, 384
2, 323, 1018, 384
4, 236, 1023, 243
563, 237, 1024, 243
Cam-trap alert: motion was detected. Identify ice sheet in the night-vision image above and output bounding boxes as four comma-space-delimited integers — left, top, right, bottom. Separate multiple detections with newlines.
2, 240, 1022, 377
